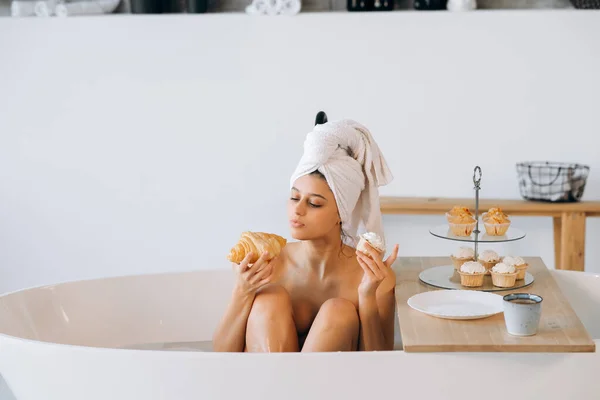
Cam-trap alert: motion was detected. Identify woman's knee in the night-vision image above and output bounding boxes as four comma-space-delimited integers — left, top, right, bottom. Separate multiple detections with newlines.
248, 285, 293, 323
318, 298, 359, 328
246, 285, 298, 352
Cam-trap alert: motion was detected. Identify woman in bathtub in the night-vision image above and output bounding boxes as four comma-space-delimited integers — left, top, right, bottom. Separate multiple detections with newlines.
213, 118, 398, 352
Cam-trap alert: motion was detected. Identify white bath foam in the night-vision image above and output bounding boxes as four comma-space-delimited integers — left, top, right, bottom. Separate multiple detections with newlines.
121, 340, 214, 352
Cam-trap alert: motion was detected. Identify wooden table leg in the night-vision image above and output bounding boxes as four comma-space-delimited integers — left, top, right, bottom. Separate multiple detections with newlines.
559, 212, 586, 271
553, 217, 562, 270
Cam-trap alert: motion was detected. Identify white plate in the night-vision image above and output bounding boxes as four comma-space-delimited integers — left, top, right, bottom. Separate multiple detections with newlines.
407, 290, 504, 320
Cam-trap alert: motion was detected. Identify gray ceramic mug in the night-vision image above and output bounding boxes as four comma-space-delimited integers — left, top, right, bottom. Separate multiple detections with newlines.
503, 293, 543, 336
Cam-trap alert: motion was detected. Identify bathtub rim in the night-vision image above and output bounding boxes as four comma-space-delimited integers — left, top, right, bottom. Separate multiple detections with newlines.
0, 268, 214, 299
0, 268, 598, 355
2, 267, 598, 299
0, 330, 415, 358
2, 331, 600, 361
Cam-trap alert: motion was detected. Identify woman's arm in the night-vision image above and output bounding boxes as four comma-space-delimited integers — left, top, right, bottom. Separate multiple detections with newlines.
212, 251, 275, 352
358, 278, 396, 351
356, 244, 399, 351
212, 287, 256, 352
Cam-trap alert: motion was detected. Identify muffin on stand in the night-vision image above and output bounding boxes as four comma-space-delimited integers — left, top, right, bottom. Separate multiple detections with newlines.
450, 246, 475, 271
446, 206, 473, 223
490, 262, 518, 288
446, 206, 477, 237
458, 261, 486, 288
478, 249, 500, 275
502, 256, 529, 280
448, 214, 477, 237
482, 207, 511, 236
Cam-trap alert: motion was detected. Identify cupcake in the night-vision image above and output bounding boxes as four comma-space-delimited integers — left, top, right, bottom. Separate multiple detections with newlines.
490, 262, 518, 288
458, 261, 486, 287
450, 246, 475, 271
356, 232, 385, 259
448, 214, 477, 237
446, 206, 473, 223
502, 256, 528, 280
478, 249, 500, 275
482, 207, 511, 236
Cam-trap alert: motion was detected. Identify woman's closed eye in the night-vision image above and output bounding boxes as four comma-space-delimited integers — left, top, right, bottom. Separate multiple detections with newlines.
290, 197, 322, 208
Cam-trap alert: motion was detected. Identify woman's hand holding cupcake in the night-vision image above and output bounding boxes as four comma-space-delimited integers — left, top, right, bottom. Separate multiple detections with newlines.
356, 232, 399, 297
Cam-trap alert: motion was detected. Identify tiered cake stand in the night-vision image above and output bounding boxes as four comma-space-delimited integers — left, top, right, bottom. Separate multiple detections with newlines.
419, 166, 534, 292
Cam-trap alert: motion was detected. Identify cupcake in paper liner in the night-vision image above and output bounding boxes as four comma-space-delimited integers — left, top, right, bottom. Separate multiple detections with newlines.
450, 246, 475, 271
458, 261, 486, 287
484, 221, 511, 236
478, 249, 500, 275
446, 206, 473, 223
482, 207, 511, 236
448, 214, 477, 237
503, 256, 529, 280
356, 232, 385, 259
490, 262, 518, 288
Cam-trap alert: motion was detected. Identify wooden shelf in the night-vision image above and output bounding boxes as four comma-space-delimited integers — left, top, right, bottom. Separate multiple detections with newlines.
380, 196, 600, 217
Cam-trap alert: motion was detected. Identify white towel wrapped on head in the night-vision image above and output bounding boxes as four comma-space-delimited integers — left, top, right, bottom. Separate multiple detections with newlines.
290, 119, 393, 247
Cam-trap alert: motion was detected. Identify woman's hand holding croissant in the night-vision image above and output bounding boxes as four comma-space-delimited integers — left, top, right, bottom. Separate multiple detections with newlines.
233, 251, 276, 297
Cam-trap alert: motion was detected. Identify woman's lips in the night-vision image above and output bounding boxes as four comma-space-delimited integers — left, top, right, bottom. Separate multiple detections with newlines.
290, 220, 305, 228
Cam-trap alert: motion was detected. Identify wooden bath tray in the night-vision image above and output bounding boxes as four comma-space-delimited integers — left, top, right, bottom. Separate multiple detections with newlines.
393, 257, 596, 353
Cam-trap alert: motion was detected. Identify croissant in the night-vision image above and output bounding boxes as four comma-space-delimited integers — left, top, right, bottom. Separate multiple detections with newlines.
227, 232, 287, 264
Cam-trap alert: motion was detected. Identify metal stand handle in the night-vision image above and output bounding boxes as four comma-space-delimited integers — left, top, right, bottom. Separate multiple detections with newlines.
473, 166, 482, 260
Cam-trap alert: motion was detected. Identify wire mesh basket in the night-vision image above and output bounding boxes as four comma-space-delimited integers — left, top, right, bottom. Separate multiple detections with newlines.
516, 162, 590, 203
570, 0, 600, 8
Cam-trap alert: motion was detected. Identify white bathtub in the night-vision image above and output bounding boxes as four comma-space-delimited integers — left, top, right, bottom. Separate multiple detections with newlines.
0, 268, 599, 400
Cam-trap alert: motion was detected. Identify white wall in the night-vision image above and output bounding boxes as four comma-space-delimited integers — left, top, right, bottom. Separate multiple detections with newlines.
0, 11, 599, 296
